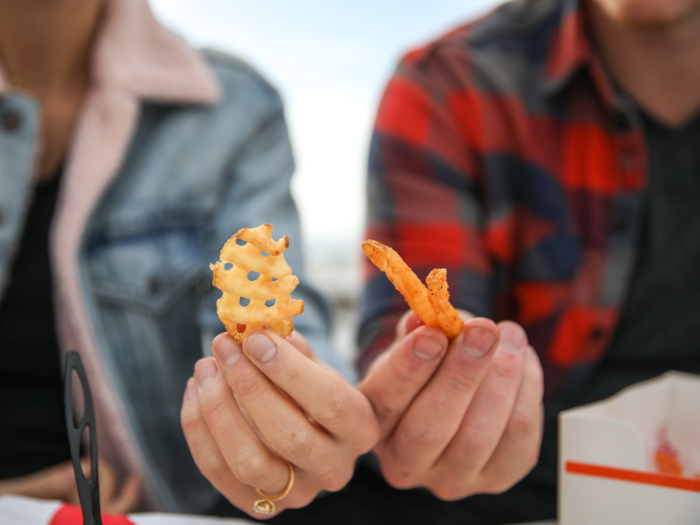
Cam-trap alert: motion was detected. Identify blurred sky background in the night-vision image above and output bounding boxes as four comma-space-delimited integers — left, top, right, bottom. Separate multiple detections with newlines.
150, 0, 506, 356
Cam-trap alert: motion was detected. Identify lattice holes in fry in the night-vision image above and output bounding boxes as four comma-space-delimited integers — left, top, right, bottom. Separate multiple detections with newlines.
211, 224, 304, 342
361, 240, 464, 340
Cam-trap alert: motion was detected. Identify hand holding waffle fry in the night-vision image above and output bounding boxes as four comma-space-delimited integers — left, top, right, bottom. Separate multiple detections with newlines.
358, 239, 545, 500
182, 225, 379, 517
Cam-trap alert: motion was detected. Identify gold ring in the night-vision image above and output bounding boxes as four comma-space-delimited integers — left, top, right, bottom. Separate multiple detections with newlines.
253, 460, 295, 515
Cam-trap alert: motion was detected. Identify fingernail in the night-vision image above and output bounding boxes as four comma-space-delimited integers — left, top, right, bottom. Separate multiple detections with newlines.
499, 323, 527, 353
214, 334, 242, 366
413, 335, 445, 360
194, 358, 218, 387
245, 333, 277, 363
462, 328, 496, 359
184, 377, 197, 402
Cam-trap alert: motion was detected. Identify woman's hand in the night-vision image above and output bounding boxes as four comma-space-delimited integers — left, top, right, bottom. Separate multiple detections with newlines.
357, 311, 544, 500
0, 457, 142, 513
181, 331, 379, 518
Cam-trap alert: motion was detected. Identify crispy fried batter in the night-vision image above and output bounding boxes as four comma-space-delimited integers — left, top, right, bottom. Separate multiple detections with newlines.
361, 240, 440, 330
426, 269, 464, 340
211, 224, 303, 342
362, 240, 464, 340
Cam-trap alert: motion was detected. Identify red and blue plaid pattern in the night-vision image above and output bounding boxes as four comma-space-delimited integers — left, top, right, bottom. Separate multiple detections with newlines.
358, 0, 648, 401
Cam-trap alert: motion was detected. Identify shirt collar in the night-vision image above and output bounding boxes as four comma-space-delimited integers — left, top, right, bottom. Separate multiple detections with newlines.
540, 0, 615, 107
0, 0, 220, 105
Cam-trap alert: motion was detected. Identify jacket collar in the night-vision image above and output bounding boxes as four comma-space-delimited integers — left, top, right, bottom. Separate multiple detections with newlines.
0, 0, 220, 105
540, 0, 615, 107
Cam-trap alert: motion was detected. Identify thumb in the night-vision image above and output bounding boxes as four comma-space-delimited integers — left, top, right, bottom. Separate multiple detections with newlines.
358, 325, 447, 438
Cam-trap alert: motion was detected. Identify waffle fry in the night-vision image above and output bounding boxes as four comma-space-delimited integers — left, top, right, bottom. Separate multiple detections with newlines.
211, 224, 304, 342
361, 240, 464, 340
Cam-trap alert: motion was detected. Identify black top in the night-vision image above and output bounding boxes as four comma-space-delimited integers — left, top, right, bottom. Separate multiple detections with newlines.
508, 109, 700, 523
570, 109, 700, 405
0, 168, 70, 479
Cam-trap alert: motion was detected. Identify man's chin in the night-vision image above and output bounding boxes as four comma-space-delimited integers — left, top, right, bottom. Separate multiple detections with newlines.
595, 0, 699, 30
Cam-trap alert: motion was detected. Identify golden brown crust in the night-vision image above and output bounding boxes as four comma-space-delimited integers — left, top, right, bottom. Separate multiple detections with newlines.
362, 240, 464, 341
361, 239, 440, 330
212, 224, 304, 342
426, 269, 464, 340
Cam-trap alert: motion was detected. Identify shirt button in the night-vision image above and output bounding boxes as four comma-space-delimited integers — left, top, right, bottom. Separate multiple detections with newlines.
591, 326, 604, 341
1, 109, 21, 131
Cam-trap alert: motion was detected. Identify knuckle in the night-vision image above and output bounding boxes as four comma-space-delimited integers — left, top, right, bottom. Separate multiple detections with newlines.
480, 476, 515, 495
366, 395, 396, 423
428, 471, 477, 501
285, 490, 317, 510
233, 453, 269, 486
430, 482, 464, 501
382, 470, 414, 490
442, 368, 479, 394
460, 425, 493, 455
192, 448, 230, 485
527, 449, 539, 472
274, 423, 316, 460
198, 394, 229, 426
282, 360, 304, 385
508, 410, 534, 437
318, 464, 353, 492
231, 372, 265, 402
490, 351, 523, 383
358, 417, 381, 452
317, 385, 352, 425
527, 436, 542, 470
180, 406, 198, 435
396, 357, 431, 386
206, 462, 232, 486
398, 420, 442, 451
380, 459, 419, 490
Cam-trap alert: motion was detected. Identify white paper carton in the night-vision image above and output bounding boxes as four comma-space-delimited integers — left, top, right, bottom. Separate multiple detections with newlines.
559, 371, 700, 525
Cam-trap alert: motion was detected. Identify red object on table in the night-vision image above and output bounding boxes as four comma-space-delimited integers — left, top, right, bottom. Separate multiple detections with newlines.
50, 503, 136, 525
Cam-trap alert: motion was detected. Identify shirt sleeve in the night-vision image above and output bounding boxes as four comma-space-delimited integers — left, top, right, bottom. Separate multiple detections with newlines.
197, 81, 356, 383
357, 43, 495, 376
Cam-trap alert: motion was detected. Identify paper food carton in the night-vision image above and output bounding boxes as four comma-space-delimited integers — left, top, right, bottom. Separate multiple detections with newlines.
559, 371, 700, 525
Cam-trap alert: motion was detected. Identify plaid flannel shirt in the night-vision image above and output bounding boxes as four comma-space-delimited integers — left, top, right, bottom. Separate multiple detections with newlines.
358, 0, 648, 403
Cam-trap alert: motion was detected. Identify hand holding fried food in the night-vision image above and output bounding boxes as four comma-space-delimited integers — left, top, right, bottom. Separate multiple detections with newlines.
211, 224, 303, 342
361, 239, 463, 340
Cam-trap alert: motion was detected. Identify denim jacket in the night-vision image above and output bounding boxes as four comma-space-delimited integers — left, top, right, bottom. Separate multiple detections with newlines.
0, 0, 350, 513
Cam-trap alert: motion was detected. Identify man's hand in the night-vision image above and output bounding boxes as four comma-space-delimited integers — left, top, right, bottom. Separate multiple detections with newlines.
181, 331, 379, 517
0, 457, 142, 513
357, 311, 544, 500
